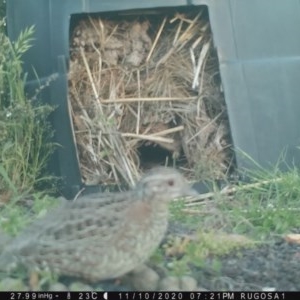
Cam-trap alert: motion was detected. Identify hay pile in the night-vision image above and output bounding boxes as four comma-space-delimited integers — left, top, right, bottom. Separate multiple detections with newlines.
68, 8, 232, 187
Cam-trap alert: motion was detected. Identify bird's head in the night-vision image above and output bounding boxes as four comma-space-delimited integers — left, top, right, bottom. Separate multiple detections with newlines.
136, 167, 198, 202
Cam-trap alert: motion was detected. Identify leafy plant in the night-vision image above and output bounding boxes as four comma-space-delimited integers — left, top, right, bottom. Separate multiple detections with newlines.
0, 1, 5, 25
0, 20, 56, 200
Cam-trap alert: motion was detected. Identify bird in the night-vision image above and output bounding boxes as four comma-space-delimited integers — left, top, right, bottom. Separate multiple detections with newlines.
0, 167, 197, 282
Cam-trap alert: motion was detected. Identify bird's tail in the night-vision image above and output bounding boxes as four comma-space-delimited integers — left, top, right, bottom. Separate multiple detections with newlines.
0, 230, 13, 250
0, 231, 17, 271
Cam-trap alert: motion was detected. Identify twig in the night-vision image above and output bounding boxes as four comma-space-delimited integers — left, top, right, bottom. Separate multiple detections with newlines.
192, 36, 204, 50
146, 17, 167, 62
73, 188, 85, 202
173, 19, 183, 45
80, 47, 101, 110
186, 111, 222, 143
181, 208, 211, 215
101, 97, 197, 103
150, 125, 184, 136
183, 177, 284, 206
177, 12, 202, 51
136, 70, 141, 134
122, 133, 174, 144
192, 41, 210, 89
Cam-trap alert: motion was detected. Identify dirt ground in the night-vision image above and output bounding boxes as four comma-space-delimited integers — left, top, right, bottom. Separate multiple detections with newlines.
193, 238, 300, 291
94, 225, 300, 291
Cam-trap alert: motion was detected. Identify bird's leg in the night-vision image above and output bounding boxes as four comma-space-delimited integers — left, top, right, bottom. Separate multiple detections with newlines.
28, 270, 40, 291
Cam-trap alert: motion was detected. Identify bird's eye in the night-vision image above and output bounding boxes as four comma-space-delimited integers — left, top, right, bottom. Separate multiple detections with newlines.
167, 179, 174, 186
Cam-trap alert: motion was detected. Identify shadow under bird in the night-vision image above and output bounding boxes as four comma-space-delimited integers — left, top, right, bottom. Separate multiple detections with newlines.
0, 167, 198, 282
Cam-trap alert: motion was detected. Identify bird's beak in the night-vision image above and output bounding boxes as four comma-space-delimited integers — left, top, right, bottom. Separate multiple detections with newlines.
183, 186, 198, 197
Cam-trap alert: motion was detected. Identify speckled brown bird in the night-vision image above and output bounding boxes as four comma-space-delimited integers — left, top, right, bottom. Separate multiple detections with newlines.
0, 167, 197, 282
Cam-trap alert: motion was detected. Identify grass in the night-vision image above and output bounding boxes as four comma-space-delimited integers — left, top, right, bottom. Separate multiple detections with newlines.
0, 193, 60, 236
0, 19, 56, 202
0, 16, 59, 289
226, 158, 300, 238
152, 155, 300, 277
0, 193, 60, 290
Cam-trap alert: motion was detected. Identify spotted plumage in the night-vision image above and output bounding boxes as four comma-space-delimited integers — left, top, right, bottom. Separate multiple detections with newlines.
0, 167, 197, 282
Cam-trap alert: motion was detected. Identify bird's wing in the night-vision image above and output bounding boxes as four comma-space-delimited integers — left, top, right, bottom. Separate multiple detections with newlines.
5, 191, 134, 255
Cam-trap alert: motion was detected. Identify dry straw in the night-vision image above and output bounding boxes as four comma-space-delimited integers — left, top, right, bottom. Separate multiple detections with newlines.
68, 9, 232, 187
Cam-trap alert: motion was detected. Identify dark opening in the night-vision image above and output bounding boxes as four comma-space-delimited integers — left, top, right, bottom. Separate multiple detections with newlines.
138, 142, 186, 170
